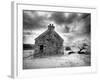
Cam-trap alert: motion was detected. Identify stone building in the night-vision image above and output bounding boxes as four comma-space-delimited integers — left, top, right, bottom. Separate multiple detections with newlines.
34, 24, 64, 57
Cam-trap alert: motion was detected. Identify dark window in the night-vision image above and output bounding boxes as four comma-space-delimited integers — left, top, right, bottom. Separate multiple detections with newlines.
40, 45, 43, 52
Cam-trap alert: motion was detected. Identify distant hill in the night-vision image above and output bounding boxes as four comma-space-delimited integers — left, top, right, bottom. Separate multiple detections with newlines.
23, 44, 35, 50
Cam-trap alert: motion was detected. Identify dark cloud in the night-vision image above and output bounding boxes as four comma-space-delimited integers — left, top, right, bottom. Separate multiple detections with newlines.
50, 12, 91, 34
23, 10, 47, 30
49, 12, 80, 33
23, 10, 91, 36
50, 12, 66, 25
62, 25, 70, 33
50, 12, 78, 25
23, 31, 33, 35
81, 14, 91, 35
84, 14, 91, 35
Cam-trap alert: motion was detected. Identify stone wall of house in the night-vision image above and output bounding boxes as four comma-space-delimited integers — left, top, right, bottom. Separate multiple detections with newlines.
34, 37, 63, 57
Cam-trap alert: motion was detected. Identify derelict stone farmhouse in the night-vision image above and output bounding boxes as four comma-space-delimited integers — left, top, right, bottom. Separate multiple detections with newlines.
34, 24, 64, 57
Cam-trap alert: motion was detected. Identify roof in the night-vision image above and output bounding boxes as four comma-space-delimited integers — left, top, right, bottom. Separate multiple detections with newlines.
35, 24, 64, 42
35, 30, 63, 41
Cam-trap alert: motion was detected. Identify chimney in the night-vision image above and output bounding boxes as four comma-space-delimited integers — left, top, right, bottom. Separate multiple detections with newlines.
48, 24, 55, 31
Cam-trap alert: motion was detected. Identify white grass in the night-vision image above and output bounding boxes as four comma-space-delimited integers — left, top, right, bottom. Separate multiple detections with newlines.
23, 50, 90, 69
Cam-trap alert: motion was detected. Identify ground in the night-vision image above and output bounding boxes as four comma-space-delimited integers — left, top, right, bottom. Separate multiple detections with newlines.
23, 50, 91, 69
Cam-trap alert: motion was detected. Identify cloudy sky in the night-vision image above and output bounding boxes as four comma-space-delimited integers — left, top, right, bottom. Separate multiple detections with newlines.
23, 10, 91, 45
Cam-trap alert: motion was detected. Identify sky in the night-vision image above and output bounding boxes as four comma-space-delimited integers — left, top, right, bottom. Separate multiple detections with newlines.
23, 10, 91, 46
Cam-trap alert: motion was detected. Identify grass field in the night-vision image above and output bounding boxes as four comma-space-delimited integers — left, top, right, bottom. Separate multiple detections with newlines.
23, 50, 90, 69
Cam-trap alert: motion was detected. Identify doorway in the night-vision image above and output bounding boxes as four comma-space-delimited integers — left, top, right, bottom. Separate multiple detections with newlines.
40, 45, 43, 52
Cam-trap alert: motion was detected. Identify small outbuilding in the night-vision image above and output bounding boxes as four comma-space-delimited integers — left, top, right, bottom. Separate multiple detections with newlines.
34, 24, 64, 57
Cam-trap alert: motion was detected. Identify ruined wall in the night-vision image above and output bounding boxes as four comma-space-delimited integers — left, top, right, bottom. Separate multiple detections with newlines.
34, 36, 63, 57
